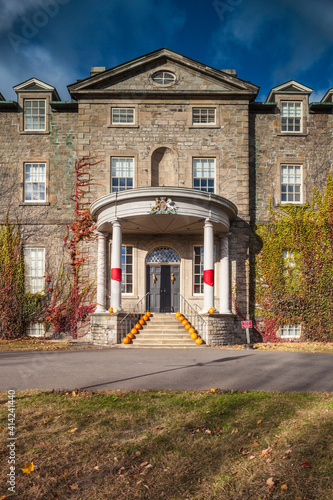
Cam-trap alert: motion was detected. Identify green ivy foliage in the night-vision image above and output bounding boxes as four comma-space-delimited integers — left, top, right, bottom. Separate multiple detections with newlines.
0, 218, 44, 339
255, 174, 333, 341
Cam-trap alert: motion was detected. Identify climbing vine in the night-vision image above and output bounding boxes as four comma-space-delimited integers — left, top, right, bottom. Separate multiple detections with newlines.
0, 217, 25, 338
255, 174, 333, 342
40, 158, 100, 338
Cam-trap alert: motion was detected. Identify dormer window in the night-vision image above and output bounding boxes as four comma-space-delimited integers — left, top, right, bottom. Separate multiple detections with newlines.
281, 102, 302, 132
151, 71, 176, 85
24, 99, 46, 131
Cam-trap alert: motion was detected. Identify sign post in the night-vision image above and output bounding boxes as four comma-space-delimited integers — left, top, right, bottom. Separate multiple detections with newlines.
242, 320, 253, 349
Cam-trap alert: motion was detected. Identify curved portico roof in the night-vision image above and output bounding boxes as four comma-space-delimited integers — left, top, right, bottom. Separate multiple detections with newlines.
90, 187, 238, 235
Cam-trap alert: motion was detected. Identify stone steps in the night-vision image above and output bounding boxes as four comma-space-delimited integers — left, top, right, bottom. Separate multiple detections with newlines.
120, 313, 204, 348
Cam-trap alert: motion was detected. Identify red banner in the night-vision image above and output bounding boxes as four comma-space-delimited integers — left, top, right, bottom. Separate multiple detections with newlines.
203, 269, 214, 287
111, 268, 122, 282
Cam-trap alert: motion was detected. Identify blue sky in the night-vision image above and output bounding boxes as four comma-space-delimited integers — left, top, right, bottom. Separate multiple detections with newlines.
0, 0, 332, 102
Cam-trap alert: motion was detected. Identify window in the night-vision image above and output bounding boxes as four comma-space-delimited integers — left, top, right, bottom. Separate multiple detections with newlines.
111, 158, 133, 192
24, 99, 46, 131
111, 107, 134, 124
193, 246, 204, 294
24, 248, 45, 293
27, 323, 45, 337
151, 71, 176, 85
280, 325, 301, 338
281, 102, 301, 132
122, 246, 133, 293
24, 163, 46, 202
281, 165, 301, 203
192, 108, 216, 124
193, 158, 215, 193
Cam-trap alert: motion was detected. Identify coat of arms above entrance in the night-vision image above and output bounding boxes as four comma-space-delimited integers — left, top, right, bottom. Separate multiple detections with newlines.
149, 197, 178, 214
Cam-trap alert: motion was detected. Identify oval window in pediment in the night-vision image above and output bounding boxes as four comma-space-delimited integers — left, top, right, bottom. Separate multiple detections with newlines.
151, 71, 176, 85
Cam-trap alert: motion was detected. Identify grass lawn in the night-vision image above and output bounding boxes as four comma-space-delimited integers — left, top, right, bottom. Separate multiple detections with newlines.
1, 390, 332, 499
1, 339, 333, 352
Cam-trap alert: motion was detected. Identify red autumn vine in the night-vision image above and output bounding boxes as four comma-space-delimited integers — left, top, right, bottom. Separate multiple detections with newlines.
41, 158, 101, 338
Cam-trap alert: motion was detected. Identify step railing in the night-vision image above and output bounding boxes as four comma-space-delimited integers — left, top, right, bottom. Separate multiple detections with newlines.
119, 292, 151, 338
178, 293, 206, 338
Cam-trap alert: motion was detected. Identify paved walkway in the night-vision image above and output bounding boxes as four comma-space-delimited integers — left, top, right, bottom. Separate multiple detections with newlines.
1, 348, 332, 392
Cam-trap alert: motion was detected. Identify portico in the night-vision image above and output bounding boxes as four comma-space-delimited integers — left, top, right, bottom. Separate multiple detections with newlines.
90, 187, 237, 329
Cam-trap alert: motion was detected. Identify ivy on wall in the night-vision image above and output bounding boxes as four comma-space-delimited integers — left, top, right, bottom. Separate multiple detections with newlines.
255, 174, 333, 342
40, 158, 100, 339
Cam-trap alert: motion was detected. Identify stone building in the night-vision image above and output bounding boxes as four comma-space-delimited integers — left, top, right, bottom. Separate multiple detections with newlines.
0, 48, 332, 345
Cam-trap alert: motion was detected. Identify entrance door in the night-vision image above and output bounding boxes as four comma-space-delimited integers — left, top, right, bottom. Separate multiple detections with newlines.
147, 265, 180, 313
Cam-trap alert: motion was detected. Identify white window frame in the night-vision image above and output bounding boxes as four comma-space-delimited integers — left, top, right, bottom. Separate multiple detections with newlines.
280, 101, 302, 133
193, 158, 215, 193
281, 164, 302, 204
27, 322, 45, 337
111, 157, 134, 192
193, 246, 204, 295
280, 324, 301, 339
24, 248, 45, 294
111, 107, 135, 124
24, 162, 46, 203
192, 108, 216, 125
24, 99, 46, 131
122, 245, 133, 294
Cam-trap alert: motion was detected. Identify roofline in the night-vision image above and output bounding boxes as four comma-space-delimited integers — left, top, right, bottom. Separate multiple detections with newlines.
13, 77, 60, 101
67, 47, 259, 96
320, 88, 333, 103
266, 80, 313, 102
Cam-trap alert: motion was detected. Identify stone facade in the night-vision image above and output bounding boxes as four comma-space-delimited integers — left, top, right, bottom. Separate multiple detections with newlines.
0, 49, 332, 344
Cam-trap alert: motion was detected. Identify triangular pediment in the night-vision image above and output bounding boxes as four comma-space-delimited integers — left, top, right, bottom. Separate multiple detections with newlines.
267, 80, 313, 101
321, 88, 333, 103
68, 48, 259, 100
0, 92, 4, 101
13, 78, 60, 100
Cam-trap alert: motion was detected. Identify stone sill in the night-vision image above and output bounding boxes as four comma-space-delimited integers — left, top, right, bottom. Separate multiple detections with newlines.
19, 202, 50, 206
277, 132, 308, 137
107, 124, 139, 129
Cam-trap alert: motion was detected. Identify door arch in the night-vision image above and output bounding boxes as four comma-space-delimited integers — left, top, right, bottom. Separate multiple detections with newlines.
146, 247, 180, 313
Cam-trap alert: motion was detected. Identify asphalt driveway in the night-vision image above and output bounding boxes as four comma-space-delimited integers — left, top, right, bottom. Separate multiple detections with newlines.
1, 348, 333, 392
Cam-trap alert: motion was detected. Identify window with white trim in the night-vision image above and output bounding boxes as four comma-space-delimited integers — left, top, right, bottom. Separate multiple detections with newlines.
193, 246, 204, 294
24, 248, 45, 293
192, 108, 216, 124
111, 158, 133, 192
24, 163, 46, 202
111, 107, 134, 124
27, 322, 45, 337
122, 245, 133, 293
24, 99, 46, 131
280, 324, 301, 338
281, 102, 302, 132
193, 158, 215, 193
281, 165, 301, 203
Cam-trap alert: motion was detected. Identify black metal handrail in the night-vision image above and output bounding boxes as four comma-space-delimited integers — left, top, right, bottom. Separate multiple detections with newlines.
178, 293, 206, 338
119, 292, 151, 337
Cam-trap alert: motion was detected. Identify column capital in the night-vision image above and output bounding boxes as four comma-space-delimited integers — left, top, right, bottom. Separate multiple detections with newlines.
112, 219, 122, 228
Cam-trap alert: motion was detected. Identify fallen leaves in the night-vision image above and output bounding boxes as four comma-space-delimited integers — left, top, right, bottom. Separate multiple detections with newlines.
260, 447, 272, 457
301, 459, 312, 468
21, 462, 34, 474
66, 427, 78, 433
266, 477, 275, 488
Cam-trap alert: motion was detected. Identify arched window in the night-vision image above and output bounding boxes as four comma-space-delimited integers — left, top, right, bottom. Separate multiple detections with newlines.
146, 247, 180, 264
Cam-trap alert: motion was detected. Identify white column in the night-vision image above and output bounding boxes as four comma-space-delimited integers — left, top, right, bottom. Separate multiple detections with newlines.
203, 219, 214, 312
110, 219, 123, 311
95, 231, 107, 313
219, 233, 231, 314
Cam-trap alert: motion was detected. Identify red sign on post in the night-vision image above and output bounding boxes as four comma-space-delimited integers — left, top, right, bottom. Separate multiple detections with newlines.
242, 320, 252, 329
